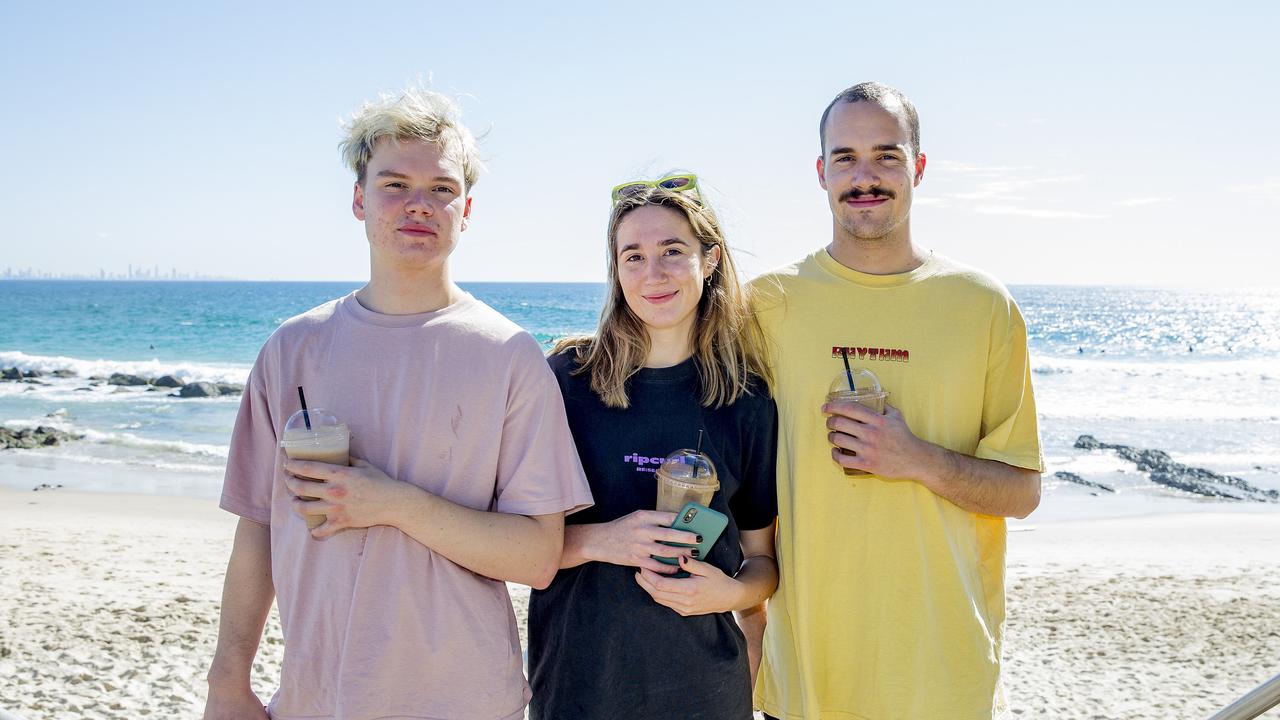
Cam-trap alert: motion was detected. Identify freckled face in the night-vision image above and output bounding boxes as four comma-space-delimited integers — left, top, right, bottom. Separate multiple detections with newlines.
614, 205, 720, 337
352, 139, 471, 271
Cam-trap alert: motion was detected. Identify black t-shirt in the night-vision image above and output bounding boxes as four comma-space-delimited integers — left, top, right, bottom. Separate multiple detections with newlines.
528, 351, 778, 720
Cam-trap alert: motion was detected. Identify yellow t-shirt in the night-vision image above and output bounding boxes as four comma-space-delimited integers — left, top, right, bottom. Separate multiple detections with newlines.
750, 250, 1043, 720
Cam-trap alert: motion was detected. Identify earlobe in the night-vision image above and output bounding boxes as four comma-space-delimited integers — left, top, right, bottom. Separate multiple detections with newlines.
816, 156, 828, 190
914, 153, 927, 185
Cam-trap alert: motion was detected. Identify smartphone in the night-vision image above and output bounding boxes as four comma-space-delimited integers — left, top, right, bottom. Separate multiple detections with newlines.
651, 502, 728, 577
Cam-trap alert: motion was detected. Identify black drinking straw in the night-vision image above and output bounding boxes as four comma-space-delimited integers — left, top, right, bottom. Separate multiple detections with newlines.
839, 347, 856, 391
297, 386, 312, 430
695, 428, 704, 455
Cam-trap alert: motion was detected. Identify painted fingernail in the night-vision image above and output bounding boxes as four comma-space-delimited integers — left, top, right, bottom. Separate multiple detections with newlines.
696, 535, 703, 543
691, 549, 700, 557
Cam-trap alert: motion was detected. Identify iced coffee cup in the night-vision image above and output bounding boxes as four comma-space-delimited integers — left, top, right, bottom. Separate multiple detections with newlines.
655, 448, 719, 513
826, 367, 889, 476
280, 408, 350, 529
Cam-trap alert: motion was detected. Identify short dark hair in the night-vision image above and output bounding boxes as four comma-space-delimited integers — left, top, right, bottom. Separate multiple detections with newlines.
819, 82, 921, 158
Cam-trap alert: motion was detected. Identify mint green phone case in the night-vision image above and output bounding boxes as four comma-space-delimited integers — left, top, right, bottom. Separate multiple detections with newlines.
652, 502, 728, 575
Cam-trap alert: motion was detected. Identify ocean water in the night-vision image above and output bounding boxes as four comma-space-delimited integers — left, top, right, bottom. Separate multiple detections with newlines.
1, 280, 1277, 518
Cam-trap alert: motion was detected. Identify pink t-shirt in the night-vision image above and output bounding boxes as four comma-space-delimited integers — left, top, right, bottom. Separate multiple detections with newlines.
221, 292, 593, 720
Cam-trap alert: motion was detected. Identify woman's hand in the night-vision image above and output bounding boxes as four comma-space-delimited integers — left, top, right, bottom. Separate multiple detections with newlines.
578, 510, 699, 574
282, 455, 413, 539
634, 556, 746, 616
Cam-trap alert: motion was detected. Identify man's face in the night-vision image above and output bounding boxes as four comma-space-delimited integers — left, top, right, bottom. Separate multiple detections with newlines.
352, 138, 471, 272
817, 100, 926, 244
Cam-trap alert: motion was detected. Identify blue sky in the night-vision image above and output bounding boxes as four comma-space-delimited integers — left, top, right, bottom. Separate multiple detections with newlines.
2, 1, 1276, 285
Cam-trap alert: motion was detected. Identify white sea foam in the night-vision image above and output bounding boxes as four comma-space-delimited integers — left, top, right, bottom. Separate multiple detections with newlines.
2, 417, 229, 460
0, 350, 250, 384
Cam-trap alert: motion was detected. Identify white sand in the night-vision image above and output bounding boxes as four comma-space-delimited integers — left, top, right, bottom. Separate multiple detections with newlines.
2, 483, 1278, 719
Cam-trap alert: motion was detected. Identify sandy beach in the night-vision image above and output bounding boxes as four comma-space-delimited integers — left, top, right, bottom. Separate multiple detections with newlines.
2, 478, 1278, 719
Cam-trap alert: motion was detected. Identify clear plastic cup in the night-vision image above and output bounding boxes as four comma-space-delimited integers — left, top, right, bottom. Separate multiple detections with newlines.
279, 408, 350, 529
655, 448, 719, 513
826, 368, 889, 476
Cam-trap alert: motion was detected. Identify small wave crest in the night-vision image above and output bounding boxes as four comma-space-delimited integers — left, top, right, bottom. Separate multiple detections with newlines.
0, 350, 249, 384
2, 416, 229, 460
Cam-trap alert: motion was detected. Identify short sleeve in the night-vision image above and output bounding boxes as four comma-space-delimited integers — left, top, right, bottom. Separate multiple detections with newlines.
729, 389, 779, 532
219, 351, 277, 525
492, 335, 594, 517
973, 298, 1044, 472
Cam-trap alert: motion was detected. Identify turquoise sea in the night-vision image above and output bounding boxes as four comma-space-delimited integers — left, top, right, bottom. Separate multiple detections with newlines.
1, 280, 1278, 518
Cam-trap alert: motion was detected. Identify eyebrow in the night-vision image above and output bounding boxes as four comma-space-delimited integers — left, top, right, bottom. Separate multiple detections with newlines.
829, 144, 907, 155
374, 170, 461, 184
617, 237, 689, 255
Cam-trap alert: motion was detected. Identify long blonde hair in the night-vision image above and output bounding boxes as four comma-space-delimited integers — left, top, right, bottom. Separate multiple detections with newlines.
554, 185, 771, 409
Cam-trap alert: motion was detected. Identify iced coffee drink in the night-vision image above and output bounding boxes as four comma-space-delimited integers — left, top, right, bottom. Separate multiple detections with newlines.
826, 367, 889, 476
280, 408, 350, 529
655, 448, 719, 513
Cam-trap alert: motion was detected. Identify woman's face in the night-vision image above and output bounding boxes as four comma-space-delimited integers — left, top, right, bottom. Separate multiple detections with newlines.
614, 204, 720, 339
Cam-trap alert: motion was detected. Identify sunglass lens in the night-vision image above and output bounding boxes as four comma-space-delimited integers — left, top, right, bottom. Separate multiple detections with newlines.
659, 177, 691, 190
615, 183, 648, 198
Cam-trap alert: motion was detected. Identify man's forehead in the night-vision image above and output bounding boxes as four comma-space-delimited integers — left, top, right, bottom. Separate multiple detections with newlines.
826, 101, 912, 147
368, 137, 465, 178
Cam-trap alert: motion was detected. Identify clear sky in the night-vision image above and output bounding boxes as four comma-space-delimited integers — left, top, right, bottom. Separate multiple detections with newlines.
2, 1, 1276, 285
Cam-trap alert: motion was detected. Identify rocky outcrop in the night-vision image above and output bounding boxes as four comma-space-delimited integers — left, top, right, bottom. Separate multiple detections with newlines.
1053, 471, 1114, 493
177, 382, 221, 398
1, 368, 22, 380
153, 375, 185, 388
1074, 435, 1279, 502
107, 373, 150, 386
0, 425, 83, 450
215, 383, 244, 396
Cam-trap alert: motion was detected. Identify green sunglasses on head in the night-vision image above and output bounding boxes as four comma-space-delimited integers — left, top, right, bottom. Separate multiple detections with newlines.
610, 173, 701, 205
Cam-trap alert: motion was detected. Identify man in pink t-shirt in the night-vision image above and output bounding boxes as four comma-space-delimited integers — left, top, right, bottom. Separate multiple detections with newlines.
203, 88, 593, 720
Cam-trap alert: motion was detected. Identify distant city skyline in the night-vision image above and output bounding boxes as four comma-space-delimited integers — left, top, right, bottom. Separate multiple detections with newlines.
1, 3, 1277, 286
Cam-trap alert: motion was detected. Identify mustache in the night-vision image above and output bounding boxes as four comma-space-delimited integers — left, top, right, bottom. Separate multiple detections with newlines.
840, 187, 895, 202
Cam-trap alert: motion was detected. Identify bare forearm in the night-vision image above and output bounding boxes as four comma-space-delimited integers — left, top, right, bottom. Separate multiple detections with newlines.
730, 555, 779, 612
916, 444, 1041, 518
385, 484, 563, 588
208, 518, 274, 684
560, 523, 593, 569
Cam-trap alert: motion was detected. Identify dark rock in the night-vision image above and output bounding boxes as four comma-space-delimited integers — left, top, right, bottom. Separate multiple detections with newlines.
1074, 434, 1279, 503
1053, 471, 1114, 493
1, 368, 21, 380
52, 369, 77, 378
178, 382, 221, 398
22, 369, 44, 378
107, 373, 150, 386
152, 375, 185, 388
0, 425, 83, 450
88, 375, 106, 381
73, 387, 93, 392
215, 383, 244, 396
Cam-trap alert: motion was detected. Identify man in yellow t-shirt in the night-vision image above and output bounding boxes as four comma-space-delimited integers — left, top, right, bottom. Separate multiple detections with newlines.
747, 82, 1044, 720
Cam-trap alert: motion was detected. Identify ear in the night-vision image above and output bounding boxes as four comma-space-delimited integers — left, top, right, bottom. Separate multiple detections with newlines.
704, 244, 722, 276
913, 152, 927, 186
816, 156, 828, 191
460, 196, 473, 231
352, 182, 366, 221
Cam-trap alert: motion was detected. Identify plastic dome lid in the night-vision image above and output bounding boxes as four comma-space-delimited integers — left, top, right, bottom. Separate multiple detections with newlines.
659, 448, 718, 482
828, 367, 883, 395
283, 408, 344, 433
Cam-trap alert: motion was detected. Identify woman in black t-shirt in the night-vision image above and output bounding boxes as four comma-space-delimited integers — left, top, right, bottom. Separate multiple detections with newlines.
527, 175, 779, 720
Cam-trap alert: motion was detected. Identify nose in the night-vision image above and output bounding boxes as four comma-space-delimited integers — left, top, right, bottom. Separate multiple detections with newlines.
849, 158, 880, 190
405, 189, 435, 216
644, 256, 667, 283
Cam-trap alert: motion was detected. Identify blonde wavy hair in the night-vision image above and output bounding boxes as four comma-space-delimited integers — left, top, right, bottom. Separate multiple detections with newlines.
555, 185, 771, 409
339, 87, 483, 191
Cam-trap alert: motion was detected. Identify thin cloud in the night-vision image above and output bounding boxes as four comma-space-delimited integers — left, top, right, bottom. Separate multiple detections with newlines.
1117, 197, 1172, 207
974, 205, 1106, 220
1229, 179, 1280, 199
